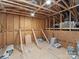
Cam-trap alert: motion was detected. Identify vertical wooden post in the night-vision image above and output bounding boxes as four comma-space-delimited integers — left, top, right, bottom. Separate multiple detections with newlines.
69, 11, 71, 31
46, 18, 47, 29
60, 14, 62, 30
53, 16, 55, 29
19, 29, 24, 52
49, 17, 50, 29
13, 15, 14, 45
52, 16, 55, 37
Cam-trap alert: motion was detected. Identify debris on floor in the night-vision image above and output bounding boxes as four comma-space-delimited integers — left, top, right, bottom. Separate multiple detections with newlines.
50, 37, 61, 48
0, 45, 14, 59
9, 43, 70, 59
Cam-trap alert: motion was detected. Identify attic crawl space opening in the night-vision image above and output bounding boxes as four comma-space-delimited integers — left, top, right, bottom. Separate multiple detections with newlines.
0, 0, 79, 59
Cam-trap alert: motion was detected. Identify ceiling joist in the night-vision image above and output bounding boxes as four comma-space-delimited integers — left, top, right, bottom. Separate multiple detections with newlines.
0, 0, 78, 18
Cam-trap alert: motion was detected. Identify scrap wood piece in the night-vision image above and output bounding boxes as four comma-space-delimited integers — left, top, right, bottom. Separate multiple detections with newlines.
41, 29, 49, 43
32, 29, 40, 48
19, 29, 24, 53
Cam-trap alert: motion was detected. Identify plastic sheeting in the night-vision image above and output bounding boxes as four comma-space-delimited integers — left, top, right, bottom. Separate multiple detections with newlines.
0, 45, 14, 59
50, 37, 61, 48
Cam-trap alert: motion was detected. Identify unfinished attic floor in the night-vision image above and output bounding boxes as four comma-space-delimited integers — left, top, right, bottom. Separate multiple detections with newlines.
9, 42, 71, 59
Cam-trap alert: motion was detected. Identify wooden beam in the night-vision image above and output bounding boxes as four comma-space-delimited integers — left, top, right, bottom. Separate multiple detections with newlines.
35, 0, 62, 13
12, 0, 63, 14
34, 1, 46, 13
62, 0, 69, 7
49, 17, 50, 30
32, 29, 39, 47
53, 5, 61, 12
70, 0, 78, 18
50, 0, 68, 10
2, 0, 37, 10
71, 0, 78, 18
53, 4, 79, 15
2, 1, 50, 16
53, 16, 55, 28
0, 11, 45, 19
60, 14, 63, 29
41, 29, 49, 43
19, 29, 24, 52
51, 0, 62, 8
5, 8, 50, 16
62, 0, 76, 18
55, 3, 67, 10
45, 18, 48, 28
52, 5, 62, 19
4, 0, 57, 13
2, 2, 34, 11
52, 4, 65, 20
69, 11, 71, 31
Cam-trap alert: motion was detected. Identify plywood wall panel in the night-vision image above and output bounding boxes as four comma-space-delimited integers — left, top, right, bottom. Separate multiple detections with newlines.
3, 14, 7, 31
45, 30, 53, 38
20, 16, 25, 30
31, 18, 37, 29
7, 32, 14, 44
14, 31, 19, 45
0, 13, 3, 32
25, 17, 31, 30
53, 31, 78, 42
53, 31, 78, 48
45, 30, 79, 48
3, 32, 7, 46
0, 33, 3, 48
31, 18, 44, 30
36, 19, 44, 29
35, 31, 42, 38
7, 14, 14, 31
0, 13, 6, 48
0, 13, 45, 48
25, 31, 32, 35
14, 15, 19, 30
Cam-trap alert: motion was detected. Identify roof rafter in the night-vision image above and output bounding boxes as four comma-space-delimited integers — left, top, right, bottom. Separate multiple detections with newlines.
61, 0, 77, 18
2, 0, 51, 16
53, 3, 79, 15
11, 0, 57, 13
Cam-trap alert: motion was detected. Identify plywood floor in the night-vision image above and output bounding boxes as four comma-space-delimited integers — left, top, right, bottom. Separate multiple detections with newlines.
9, 42, 71, 59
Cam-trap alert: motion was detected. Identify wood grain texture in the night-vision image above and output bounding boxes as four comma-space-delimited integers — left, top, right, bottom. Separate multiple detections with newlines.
0, 13, 44, 48
45, 30, 79, 48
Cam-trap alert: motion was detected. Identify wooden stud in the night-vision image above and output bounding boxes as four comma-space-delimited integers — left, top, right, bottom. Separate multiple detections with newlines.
45, 18, 47, 29
53, 16, 55, 28
2, 0, 57, 13
53, 4, 79, 15
19, 29, 24, 52
62, 0, 76, 18
41, 29, 49, 43
60, 14, 62, 30
32, 29, 39, 47
69, 11, 71, 31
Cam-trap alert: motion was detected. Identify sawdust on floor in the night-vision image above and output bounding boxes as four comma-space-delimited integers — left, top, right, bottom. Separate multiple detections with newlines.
9, 42, 71, 59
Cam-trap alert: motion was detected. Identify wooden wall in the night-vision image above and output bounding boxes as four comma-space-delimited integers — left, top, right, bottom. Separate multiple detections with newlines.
0, 13, 45, 48
45, 30, 79, 48
1, 13, 79, 49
